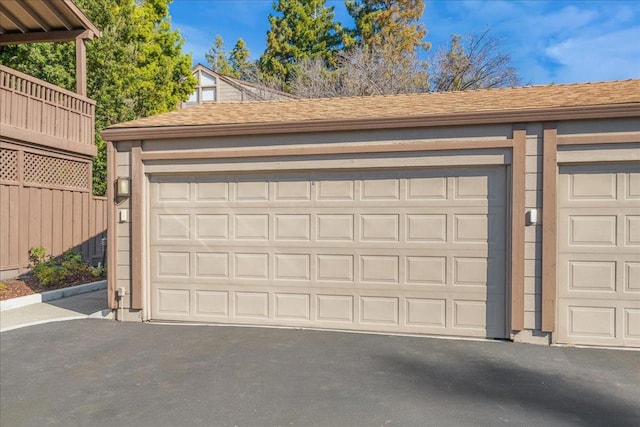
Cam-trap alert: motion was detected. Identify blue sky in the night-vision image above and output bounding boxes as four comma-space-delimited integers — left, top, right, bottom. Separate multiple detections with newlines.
169, 0, 640, 85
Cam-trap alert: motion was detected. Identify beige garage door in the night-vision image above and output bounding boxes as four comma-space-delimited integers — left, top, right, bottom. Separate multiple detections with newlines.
557, 163, 640, 347
148, 166, 507, 338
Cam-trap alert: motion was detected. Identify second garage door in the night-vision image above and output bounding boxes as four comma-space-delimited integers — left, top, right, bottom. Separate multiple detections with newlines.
148, 166, 508, 338
557, 163, 640, 347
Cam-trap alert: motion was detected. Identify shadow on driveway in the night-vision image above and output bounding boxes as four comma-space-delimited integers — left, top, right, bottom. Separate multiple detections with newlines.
373, 352, 640, 426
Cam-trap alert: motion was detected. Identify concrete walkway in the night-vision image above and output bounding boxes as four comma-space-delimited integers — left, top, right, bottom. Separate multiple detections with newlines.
0, 289, 111, 332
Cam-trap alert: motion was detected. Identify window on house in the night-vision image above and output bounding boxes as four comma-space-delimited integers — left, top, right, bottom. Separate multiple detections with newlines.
183, 70, 218, 107
198, 71, 217, 103
202, 87, 216, 101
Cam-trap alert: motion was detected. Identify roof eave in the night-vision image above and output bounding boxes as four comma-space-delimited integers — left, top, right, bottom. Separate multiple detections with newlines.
102, 103, 640, 142
0, 0, 101, 45
62, 0, 101, 38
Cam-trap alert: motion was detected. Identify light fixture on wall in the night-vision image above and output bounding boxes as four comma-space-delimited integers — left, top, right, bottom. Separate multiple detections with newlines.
116, 177, 130, 197
526, 209, 538, 226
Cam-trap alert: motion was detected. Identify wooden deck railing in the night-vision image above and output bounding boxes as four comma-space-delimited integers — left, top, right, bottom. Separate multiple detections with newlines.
0, 65, 96, 148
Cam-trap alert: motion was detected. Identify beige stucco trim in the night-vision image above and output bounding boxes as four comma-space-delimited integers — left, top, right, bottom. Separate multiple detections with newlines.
144, 151, 511, 175
102, 104, 640, 142
510, 128, 526, 331
557, 132, 639, 145
140, 139, 513, 161
541, 123, 558, 333
557, 144, 640, 163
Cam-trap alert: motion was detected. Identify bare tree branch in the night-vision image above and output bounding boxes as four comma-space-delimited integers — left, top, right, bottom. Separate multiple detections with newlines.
431, 29, 521, 92
291, 43, 429, 98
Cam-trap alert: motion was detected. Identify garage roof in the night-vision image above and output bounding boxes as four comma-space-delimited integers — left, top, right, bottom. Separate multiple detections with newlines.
0, 0, 100, 45
104, 80, 640, 140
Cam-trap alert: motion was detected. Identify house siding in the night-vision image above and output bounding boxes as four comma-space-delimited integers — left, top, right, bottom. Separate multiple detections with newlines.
217, 79, 243, 102
115, 145, 132, 309
524, 124, 543, 331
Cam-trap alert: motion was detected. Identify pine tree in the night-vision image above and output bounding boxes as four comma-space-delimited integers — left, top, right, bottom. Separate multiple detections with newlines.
259, 0, 344, 84
205, 35, 235, 76
229, 38, 255, 80
345, 0, 430, 57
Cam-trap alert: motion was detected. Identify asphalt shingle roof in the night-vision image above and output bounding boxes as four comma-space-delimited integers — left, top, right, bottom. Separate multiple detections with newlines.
110, 80, 640, 129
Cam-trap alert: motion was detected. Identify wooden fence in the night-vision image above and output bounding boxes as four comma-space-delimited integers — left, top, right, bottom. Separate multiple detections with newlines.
0, 145, 107, 279
0, 65, 95, 148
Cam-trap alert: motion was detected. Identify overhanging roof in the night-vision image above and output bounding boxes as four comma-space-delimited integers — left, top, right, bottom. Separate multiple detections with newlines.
102, 79, 640, 141
0, 0, 101, 45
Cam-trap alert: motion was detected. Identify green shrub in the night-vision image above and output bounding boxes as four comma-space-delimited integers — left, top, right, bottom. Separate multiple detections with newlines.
33, 263, 64, 286
28, 247, 102, 287
29, 246, 48, 266
91, 266, 106, 278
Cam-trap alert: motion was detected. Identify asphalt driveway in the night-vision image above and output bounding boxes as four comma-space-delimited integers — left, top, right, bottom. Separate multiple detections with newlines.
1, 320, 639, 427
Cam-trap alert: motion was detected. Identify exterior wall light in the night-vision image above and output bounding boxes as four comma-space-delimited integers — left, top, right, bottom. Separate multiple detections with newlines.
116, 177, 130, 197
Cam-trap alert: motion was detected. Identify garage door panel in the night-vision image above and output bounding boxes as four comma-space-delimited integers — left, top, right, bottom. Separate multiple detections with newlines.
195, 252, 229, 278
234, 292, 269, 318
568, 214, 618, 246
274, 293, 311, 320
195, 180, 230, 202
557, 299, 640, 347
626, 215, 640, 245
150, 285, 505, 337
150, 251, 502, 289
275, 214, 312, 241
557, 163, 640, 347
156, 179, 191, 202
558, 210, 638, 253
195, 290, 229, 317
624, 308, 640, 340
149, 167, 507, 338
625, 261, 640, 292
361, 178, 400, 200
156, 251, 190, 278
406, 176, 447, 200
156, 289, 190, 316
568, 170, 617, 200
156, 214, 190, 240
627, 172, 640, 199
195, 214, 229, 240
151, 210, 501, 245
316, 294, 354, 322
151, 169, 506, 205
406, 298, 447, 327
566, 260, 617, 292
274, 180, 312, 201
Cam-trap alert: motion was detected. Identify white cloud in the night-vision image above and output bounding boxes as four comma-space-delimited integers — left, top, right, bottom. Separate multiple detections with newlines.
544, 26, 640, 82
445, 1, 640, 84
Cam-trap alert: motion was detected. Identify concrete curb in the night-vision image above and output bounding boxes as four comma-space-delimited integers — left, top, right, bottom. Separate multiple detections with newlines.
0, 280, 107, 312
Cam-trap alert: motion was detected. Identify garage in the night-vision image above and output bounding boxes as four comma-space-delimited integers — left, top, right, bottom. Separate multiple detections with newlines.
556, 162, 640, 347
103, 80, 640, 346
148, 166, 508, 338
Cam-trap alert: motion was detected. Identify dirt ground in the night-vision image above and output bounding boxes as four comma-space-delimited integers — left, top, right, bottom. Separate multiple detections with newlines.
0, 273, 103, 301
